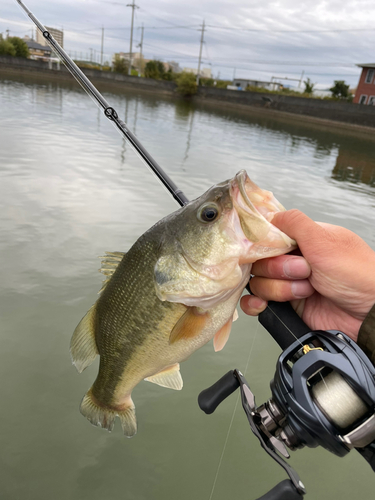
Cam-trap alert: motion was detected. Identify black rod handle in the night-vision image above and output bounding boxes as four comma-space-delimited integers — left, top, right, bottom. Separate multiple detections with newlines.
258, 301, 311, 350
198, 370, 240, 414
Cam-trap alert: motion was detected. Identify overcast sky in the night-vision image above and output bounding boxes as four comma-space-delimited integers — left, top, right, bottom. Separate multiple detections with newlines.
2, 0, 375, 88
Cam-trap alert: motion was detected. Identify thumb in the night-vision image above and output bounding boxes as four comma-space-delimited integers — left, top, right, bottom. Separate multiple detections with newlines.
271, 209, 327, 256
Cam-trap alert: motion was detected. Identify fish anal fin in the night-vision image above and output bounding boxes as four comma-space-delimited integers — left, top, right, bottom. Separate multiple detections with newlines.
213, 318, 233, 352
80, 390, 137, 437
145, 363, 183, 390
169, 308, 209, 345
70, 305, 99, 373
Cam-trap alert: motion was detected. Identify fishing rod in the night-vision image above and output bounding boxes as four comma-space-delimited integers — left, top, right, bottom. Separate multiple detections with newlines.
15, 0, 189, 208
16, 2, 375, 499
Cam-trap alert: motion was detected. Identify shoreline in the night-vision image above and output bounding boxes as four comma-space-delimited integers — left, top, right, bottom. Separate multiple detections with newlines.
1, 57, 375, 138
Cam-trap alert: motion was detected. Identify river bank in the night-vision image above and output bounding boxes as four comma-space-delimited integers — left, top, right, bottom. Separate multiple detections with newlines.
1, 55, 374, 132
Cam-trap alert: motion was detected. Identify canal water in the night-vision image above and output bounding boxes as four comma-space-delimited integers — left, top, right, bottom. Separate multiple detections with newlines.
0, 74, 374, 500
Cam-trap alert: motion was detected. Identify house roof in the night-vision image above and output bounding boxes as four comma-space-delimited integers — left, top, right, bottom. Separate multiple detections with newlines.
25, 40, 52, 52
356, 63, 375, 68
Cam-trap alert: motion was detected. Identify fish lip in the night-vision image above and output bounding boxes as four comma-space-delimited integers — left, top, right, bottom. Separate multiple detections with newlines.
230, 170, 256, 213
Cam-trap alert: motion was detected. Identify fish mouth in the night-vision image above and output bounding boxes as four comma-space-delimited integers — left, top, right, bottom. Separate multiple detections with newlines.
232, 170, 256, 214
230, 169, 285, 219
229, 170, 296, 248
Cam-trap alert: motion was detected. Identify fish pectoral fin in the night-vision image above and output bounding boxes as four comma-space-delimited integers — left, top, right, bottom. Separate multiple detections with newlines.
233, 308, 239, 322
145, 363, 183, 390
99, 251, 126, 293
70, 305, 99, 373
213, 318, 233, 352
169, 307, 210, 345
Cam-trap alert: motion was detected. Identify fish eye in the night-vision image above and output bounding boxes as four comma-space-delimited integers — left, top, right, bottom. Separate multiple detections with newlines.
198, 204, 220, 223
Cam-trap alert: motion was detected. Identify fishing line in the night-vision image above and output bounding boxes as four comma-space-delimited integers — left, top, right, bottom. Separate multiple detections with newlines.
207, 319, 259, 500
266, 305, 330, 392
265, 306, 304, 348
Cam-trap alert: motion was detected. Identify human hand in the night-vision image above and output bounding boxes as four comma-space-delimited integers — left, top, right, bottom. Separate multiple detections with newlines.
240, 209, 375, 342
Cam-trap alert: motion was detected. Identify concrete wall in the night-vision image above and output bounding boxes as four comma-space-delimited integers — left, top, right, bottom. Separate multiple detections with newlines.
0, 55, 176, 93
1, 56, 375, 128
196, 86, 375, 128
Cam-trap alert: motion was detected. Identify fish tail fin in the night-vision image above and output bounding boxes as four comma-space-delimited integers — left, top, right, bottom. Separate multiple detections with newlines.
70, 305, 99, 373
80, 389, 137, 437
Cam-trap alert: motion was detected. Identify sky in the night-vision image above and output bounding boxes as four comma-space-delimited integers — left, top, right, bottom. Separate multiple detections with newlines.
2, 0, 375, 89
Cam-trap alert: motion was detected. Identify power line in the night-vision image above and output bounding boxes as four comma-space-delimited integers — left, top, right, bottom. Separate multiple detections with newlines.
206, 24, 375, 33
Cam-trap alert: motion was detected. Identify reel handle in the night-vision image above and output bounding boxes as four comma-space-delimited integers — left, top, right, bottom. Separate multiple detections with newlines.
198, 370, 239, 414
255, 479, 304, 500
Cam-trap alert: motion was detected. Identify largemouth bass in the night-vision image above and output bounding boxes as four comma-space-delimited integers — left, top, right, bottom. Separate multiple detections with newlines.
70, 170, 295, 437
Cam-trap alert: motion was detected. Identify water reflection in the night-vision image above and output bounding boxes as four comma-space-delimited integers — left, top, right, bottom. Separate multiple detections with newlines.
332, 146, 375, 187
1, 75, 375, 500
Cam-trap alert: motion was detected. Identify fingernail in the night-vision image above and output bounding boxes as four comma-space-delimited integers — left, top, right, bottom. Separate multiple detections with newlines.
291, 280, 313, 298
284, 258, 310, 279
252, 297, 267, 309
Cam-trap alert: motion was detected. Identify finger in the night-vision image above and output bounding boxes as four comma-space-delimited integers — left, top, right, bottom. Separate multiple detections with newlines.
240, 294, 267, 316
251, 255, 311, 280
249, 276, 314, 302
271, 210, 326, 255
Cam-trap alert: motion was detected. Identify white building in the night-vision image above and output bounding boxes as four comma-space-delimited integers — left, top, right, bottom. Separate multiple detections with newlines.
183, 67, 212, 78
36, 27, 64, 48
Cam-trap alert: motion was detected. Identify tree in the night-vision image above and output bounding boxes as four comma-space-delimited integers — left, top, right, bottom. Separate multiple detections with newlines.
162, 68, 175, 81
330, 80, 350, 99
7, 36, 29, 58
304, 78, 315, 94
144, 60, 165, 79
175, 71, 197, 96
112, 54, 129, 74
0, 35, 29, 58
0, 35, 16, 56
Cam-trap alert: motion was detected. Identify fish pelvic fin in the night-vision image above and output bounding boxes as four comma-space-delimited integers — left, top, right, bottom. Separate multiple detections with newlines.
169, 307, 209, 345
99, 251, 126, 293
145, 363, 183, 390
70, 305, 99, 373
213, 317, 233, 352
80, 389, 137, 437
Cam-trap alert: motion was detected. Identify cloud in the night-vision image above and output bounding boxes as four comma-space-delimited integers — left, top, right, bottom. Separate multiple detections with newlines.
2, 0, 374, 87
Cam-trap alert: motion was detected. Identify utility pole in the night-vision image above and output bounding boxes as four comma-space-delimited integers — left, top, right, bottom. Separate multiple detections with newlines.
100, 26, 104, 69
196, 20, 205, 86
127, 0, 139, 76
299, 70, 305, 88
137, 24, 144, 76
6, 29, 9, 39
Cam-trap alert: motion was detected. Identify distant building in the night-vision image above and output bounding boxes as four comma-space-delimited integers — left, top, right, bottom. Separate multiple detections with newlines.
183, 67, 212, 78
36, 26, 64, 48
114, 52, 146, 72
354, 64, 375, 105
232, 78, 282, 91
24, 38, 52, 61
167, 61, 181, 73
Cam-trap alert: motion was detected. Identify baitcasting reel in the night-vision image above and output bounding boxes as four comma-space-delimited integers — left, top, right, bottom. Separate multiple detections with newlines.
198, 302, 375, 499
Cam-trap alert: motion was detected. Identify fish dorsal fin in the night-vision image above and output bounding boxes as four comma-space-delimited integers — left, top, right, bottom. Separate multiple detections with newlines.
70, 305, 99, 373
213, 317, 233, 352
169, 307, 209, 345
145, 363, 183, 390
99, 251, 125, 292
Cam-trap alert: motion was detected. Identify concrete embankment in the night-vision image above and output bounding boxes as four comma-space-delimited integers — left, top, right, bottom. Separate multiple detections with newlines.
1, 55, 374, 130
